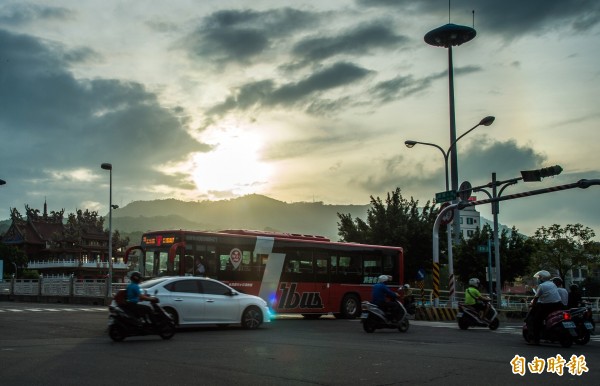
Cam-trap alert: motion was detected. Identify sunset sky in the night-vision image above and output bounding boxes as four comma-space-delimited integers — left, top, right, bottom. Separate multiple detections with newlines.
1, 0, 599, 239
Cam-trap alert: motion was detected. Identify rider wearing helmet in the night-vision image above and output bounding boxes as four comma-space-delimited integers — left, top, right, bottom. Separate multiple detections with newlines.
124, 271, 156, 325
464, 278, 490, 320
371, 275, 402, 321
527, 270, 563, 344
551, 277, 568, 308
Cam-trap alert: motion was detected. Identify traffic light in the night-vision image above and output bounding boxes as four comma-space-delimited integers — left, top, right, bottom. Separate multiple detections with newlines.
520, 165, 563, 182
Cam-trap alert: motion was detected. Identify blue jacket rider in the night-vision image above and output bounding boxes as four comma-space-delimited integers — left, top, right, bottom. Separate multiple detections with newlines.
372, 275, 401, 319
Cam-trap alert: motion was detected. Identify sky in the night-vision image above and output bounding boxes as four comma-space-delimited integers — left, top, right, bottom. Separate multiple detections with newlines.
1, 0, 599, 240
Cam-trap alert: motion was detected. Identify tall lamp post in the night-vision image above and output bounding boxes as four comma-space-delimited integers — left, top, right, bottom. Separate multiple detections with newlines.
101, 163, 113, 297
405, 115, 494, 305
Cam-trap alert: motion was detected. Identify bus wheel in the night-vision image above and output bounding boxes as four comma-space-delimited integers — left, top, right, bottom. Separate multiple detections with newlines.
341, 294, 360, 319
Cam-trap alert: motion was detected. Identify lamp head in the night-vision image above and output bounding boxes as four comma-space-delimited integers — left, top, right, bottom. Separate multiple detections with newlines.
101, 163, 112, 171
479, 116, 495, 126
404, 140, 417, 148
111, 204, 119, 210
0, 179, 5, 186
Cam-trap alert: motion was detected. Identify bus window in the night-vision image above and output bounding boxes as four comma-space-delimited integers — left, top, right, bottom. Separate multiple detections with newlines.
363, 256, 382, 284
282, 250, 313, 282
338, 255, 362, 284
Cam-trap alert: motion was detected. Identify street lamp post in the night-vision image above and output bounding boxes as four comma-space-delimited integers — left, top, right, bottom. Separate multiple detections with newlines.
101, 163, 113, 297
404, 116, 494, 305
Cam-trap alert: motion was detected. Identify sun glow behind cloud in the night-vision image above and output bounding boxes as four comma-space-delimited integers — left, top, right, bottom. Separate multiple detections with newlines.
190, 122, 274, 198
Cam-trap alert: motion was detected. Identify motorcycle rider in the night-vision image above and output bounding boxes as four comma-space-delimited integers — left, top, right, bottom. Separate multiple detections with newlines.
464, 278, 490, 320
568, 284, 583, 308
551, 277, 568, 308
527, 270, 563, 345
124, 271, 157, 326
372, 275, 402, 322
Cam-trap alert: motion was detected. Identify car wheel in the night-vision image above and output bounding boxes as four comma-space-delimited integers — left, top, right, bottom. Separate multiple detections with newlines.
340, 294, 360, 319
242, 306, 263, 329
109, 325, 126, 342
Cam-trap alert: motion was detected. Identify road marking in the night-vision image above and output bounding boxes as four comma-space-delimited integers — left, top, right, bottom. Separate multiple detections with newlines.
0, 307, 106, 313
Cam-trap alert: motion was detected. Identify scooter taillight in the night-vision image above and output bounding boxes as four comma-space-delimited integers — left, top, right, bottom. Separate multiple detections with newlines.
563, 312, 571, 320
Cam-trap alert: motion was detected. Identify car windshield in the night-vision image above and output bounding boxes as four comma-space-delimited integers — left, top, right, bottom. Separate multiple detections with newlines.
140, 277, 171, 289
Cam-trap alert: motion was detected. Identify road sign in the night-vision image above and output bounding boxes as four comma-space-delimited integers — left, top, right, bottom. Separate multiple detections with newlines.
477, 245, 489, 253
417, 268, 426, 280
459, 181, 472, 201
435, 190, 456, 203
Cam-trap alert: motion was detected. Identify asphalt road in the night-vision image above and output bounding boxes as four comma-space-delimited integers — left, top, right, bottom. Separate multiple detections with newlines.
0, 302, 598, 386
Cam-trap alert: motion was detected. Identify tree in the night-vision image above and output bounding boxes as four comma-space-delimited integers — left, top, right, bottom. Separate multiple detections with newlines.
529, 223, 600, 282
0, 244, 28, 278
453, 225, 533, 291
337, 188, 439, 282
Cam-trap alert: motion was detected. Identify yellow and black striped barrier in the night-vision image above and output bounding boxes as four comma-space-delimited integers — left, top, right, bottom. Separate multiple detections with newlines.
415, 306, 457, 321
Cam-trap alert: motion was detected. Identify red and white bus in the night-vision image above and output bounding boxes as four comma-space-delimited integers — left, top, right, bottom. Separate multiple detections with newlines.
124, 229, 404, 318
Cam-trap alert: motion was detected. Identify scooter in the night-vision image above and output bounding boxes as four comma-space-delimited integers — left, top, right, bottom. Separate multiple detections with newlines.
522, 308, 578, 347
456, 301, 500, 330
108, 290, 176, 342
361, 299, 409, 333
569, 302, 595, 345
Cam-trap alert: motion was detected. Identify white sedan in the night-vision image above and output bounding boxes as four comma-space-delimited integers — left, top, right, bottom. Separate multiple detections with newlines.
138, 276, 271, 329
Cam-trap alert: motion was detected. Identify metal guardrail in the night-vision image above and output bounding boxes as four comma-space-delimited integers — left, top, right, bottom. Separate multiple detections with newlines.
1, 280, 599, 318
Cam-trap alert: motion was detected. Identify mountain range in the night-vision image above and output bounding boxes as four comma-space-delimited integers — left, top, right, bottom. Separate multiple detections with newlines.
110, 194, 369, 243
1, 194, 509, 246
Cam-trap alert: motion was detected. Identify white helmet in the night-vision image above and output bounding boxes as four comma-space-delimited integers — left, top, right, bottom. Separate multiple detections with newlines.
468, 278, 480, 287
403, 284, 410, 289
534, 270, 551, 282
378, 275, 390, 283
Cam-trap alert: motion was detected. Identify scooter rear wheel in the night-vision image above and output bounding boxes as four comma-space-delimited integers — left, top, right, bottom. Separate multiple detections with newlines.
109, 325, 126, 342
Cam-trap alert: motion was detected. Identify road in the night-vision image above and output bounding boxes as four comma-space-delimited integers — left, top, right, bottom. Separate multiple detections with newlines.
0, 302, 597, 385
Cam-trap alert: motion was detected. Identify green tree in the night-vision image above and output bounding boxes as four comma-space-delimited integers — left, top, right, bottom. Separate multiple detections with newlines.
337, 188, 439, 282
0, 244, 28, 278
529, 223, 600, 282
455, 224, 534, 290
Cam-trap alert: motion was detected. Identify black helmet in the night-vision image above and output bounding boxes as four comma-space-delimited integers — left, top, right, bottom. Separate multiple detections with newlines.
551, 277, 563, 285
129, 271, 142, 283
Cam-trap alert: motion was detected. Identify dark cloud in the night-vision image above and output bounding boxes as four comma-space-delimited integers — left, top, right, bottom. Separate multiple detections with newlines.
371, 65, 481, 103
0, 29, 206, 200
181, 7, 320, 65
291, 23, 409, 64
207, 62, 372, 116
355, 0, 600, 41
0, 3, 74, 25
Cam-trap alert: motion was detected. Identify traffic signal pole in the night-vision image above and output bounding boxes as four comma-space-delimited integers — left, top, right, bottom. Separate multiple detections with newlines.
432, 179, 600, 307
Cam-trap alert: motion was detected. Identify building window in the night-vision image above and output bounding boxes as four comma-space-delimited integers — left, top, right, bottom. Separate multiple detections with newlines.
467, 230, 474, 237
466, 218, 474, 225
